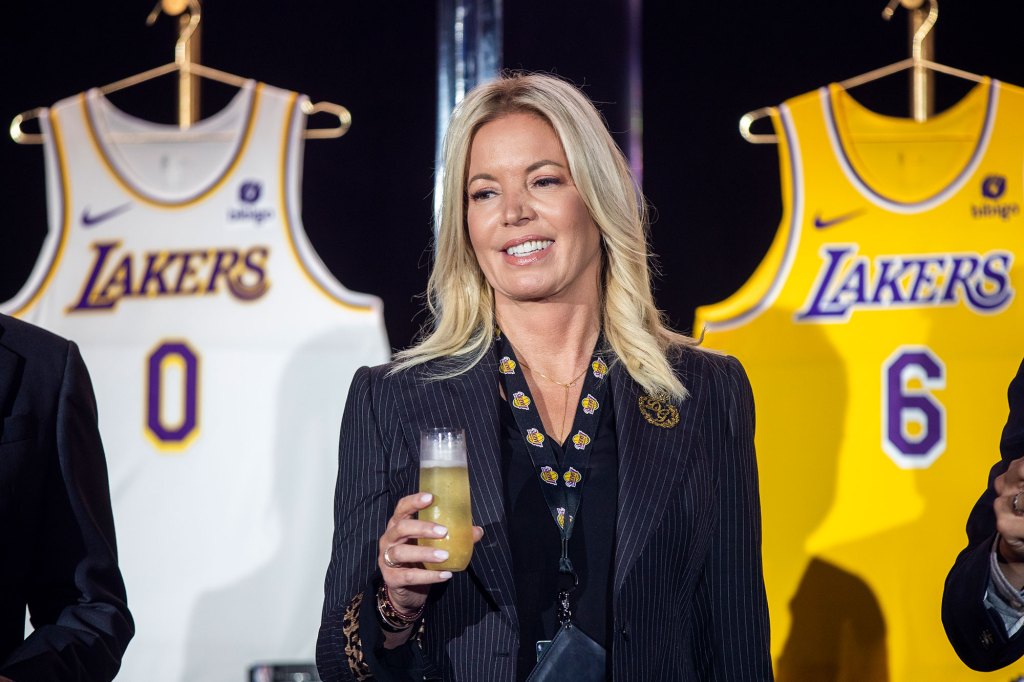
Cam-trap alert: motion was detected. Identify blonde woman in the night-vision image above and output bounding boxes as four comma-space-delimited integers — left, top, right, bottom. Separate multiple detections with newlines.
317, 73, 772, 682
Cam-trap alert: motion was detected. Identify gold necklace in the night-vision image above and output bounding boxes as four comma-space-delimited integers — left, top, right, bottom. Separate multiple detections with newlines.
518, 358, 589, 443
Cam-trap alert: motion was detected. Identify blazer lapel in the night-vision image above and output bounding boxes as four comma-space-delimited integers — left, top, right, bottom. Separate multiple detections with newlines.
397, 359, 517, 623
612, 359, 703, 594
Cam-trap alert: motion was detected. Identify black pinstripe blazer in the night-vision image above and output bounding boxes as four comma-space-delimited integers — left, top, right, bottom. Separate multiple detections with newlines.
317, 346, 773, 681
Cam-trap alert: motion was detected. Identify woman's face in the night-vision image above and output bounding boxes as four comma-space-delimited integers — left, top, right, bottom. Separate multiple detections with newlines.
465, 112, 603, 308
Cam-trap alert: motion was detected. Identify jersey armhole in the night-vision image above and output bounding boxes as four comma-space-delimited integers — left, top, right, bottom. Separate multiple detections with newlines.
279, 93, 385, 315
694, 104, 804, 333
1, 107, 71, 319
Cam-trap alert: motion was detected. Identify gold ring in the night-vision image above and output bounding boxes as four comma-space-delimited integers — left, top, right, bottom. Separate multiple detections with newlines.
383, 545, 402, 569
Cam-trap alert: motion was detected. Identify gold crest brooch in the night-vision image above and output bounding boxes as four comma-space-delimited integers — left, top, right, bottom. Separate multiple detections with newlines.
638, 395, 680, 429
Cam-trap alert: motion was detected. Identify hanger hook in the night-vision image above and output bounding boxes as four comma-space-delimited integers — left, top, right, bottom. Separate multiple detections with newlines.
145, 0, 202, 64
911, 0, 938, 62
176, 3, 202, 66
881, 0, 938, 62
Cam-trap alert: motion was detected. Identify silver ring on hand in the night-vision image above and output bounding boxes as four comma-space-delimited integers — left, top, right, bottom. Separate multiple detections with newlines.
383, 544, 402, 569
1013, 491, 1024, 517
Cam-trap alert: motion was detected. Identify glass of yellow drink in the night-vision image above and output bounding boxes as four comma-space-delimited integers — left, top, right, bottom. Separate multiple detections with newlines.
418, 428, 473, 571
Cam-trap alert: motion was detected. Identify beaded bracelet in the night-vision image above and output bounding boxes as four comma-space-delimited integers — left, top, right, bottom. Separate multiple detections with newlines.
376, 583, 425, 632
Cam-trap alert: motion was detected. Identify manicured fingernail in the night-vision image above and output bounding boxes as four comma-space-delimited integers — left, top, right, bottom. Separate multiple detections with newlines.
434, 525, 447, 536
420, 493, 433, 504
439, 571, 453, 580
433, 550, 449, 560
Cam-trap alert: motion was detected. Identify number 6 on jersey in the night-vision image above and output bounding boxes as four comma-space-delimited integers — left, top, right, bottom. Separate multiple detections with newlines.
882, 346, 946, 469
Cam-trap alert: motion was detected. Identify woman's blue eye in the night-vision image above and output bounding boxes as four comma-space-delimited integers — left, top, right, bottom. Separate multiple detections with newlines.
534, 177, 561, 188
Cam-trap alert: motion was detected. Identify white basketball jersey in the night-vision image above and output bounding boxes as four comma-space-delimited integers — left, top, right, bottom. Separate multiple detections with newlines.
3, 81, 390, 682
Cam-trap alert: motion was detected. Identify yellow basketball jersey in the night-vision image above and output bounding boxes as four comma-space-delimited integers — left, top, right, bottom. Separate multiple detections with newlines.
695, 79, 1024, 681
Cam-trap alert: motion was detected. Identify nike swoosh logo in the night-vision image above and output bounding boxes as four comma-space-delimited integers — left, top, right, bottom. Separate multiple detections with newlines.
82, 203, 132, 227
813, 209, 865, 230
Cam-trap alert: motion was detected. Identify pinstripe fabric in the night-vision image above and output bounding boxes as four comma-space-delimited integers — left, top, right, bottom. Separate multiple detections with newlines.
317, 348, 773, 681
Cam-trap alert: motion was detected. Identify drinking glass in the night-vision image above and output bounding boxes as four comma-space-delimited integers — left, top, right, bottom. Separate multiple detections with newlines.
418, 427, 474, 571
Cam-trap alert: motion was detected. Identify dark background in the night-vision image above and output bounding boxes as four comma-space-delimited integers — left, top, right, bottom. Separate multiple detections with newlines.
2, 1, 1020, 350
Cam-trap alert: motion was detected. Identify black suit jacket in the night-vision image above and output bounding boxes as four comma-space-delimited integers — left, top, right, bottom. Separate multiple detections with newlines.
317, 347, 772, 681
0, 314, 133, 681
942, 357, 1024, 671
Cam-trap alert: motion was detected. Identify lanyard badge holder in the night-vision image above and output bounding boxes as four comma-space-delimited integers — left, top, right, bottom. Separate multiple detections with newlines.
496, 334, 610, 680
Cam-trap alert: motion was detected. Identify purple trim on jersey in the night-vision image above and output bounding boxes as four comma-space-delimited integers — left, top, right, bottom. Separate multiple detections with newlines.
706, 105, 803, 330
823, 80, 997, 210
84, 83, 257, 207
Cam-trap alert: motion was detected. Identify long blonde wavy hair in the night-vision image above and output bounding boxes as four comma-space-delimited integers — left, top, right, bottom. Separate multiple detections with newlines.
393, 72, 697, 401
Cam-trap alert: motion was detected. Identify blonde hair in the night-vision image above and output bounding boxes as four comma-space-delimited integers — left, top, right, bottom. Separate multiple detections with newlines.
393, 72, 697, 400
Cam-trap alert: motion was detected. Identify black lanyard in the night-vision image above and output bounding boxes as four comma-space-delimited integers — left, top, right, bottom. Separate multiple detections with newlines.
495, 332, 611, 621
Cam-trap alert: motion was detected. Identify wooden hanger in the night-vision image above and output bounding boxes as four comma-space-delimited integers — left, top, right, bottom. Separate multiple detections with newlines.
738, 0, 985, 144
10, 0, 352, 144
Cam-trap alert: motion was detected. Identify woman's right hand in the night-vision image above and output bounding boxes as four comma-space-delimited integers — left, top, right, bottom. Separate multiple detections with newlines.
378, 492, 483, 615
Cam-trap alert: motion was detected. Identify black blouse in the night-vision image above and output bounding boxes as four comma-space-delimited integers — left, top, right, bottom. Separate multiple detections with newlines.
499, 390, 618, 680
